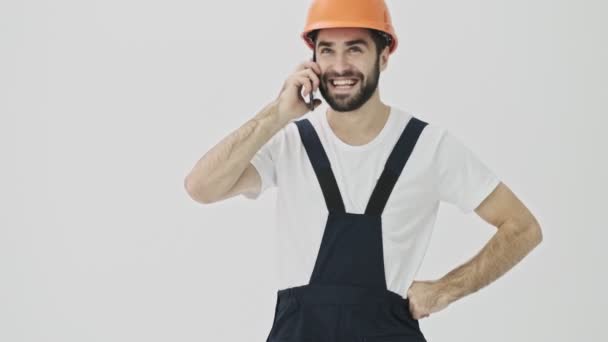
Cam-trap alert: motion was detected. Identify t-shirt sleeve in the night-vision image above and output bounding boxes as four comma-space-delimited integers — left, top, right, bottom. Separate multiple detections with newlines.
433, 129, 501, 214
242, 126, 283, 199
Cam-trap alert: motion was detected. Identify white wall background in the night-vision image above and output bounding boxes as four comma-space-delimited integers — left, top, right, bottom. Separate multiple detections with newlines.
1, 0, 606, 341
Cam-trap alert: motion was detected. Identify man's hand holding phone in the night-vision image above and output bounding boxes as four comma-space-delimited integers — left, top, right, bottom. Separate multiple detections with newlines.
275, 60, 322, 123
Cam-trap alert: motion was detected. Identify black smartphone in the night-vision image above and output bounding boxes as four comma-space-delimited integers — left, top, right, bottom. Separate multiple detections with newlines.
308, 50, 317, 111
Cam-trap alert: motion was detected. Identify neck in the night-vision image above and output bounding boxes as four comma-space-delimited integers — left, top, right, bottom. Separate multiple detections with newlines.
326, 92, 390, 146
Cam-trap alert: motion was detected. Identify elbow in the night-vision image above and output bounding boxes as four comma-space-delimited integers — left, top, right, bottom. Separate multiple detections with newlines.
533, 224, 543, 245
515, 211, 543, 246
526, 219, 543, 246
184, 175, 214, 204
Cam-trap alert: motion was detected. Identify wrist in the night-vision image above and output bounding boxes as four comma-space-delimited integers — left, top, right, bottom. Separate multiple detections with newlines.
255, 100, 290, 133
432, 278, 458, 306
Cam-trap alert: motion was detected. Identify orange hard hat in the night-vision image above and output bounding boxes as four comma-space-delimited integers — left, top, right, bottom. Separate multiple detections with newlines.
301, 0, 398, 54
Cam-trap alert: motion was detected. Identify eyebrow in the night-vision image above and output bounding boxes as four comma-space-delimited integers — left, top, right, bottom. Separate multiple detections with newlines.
317, 39, 369, 49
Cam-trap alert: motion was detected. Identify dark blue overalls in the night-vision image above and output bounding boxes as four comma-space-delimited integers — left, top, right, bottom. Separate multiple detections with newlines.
265, 115, 429, 342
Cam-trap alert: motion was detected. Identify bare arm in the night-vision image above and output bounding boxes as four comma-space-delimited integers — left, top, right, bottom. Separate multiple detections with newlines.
184, 100, 288, 203
434, 182, 543, 305
184, 60, 322, 204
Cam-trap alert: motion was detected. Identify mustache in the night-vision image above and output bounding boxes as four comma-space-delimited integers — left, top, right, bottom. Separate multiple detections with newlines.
322, 71, 364, 81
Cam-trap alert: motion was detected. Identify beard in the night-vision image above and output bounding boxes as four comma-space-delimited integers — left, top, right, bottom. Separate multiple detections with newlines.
318, 55, 381, 112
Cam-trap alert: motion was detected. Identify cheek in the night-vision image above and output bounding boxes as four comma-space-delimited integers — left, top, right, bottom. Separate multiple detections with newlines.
321, 74, 329, 85
363, 65, 378, 81
355, 64, 371, 77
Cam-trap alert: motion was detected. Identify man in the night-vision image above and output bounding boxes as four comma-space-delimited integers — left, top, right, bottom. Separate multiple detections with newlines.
185, 0, 543, 341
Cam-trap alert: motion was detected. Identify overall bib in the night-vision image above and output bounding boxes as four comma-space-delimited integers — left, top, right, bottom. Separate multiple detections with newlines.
265, 115, 429, 342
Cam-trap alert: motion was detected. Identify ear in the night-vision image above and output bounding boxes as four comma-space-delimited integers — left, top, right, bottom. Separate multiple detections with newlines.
379, 47, 390, 71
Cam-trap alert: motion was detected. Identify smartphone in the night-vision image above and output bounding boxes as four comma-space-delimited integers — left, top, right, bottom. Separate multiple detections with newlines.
308, 50, 317, 111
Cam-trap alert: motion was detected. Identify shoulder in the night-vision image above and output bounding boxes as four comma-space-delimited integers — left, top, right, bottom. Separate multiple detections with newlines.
392, 106, 447, 151
265, 111, 317, 155
281, 110, 322, 140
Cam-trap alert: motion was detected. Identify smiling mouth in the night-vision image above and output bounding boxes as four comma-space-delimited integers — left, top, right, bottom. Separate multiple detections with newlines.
329, 78, 359, 91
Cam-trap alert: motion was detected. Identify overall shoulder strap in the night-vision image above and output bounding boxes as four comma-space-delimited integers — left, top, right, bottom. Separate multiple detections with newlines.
365, 116, 428, 215
294, 118, 345, 213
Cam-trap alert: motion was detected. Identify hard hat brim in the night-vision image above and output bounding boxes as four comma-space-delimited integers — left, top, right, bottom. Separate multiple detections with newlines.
302, 20, 398, 54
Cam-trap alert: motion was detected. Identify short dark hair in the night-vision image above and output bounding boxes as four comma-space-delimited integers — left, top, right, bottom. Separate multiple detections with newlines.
306, 28, 392, 56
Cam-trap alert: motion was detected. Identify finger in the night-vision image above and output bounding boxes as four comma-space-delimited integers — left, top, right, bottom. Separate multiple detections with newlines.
306, 61, 321, 75
294, 75, 313, 97
305, 68, 321, 91
296, 60, 321, 75
297, 68, 320, 92
294, 61, 310, 72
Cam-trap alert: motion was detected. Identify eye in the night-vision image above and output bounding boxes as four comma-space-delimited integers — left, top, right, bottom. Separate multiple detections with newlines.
349, 46, 362, 53
320, 48, 332, 54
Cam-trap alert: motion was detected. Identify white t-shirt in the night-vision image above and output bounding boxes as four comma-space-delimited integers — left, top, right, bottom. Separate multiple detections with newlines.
244, 105, 501, 299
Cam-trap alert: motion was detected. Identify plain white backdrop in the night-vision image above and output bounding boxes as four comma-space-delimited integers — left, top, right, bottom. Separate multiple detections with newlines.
1, 0, 606, 341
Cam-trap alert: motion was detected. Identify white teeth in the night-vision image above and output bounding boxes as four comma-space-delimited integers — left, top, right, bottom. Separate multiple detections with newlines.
332, 79, 357, 86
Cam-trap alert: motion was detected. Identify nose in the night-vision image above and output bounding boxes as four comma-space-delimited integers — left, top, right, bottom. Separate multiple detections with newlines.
332, 53, 351, 75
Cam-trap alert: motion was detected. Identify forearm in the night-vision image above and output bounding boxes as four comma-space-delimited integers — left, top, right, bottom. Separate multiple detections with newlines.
434, 219, 542, 305
184, 99, 288, 202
